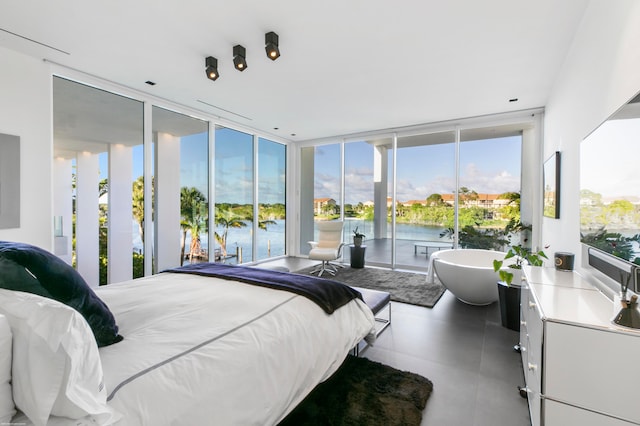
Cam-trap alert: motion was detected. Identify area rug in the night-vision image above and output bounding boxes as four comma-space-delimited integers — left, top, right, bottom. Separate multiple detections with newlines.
294, 266, 446, 308
278, 355, 433, 426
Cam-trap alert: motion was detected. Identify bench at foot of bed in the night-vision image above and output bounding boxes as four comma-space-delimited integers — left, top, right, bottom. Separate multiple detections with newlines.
351, 286, 391, 355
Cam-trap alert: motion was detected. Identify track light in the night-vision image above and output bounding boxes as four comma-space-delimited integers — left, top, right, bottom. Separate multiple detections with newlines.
265, 31, 280, 60
233, 45, 248, 71
205, 56, 219, 81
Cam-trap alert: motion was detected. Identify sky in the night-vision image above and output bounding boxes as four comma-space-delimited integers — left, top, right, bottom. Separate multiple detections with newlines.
97, 132, 520, 207
315, 135, 522, 205
98, 128, 286, 205
581, 118, 640, 200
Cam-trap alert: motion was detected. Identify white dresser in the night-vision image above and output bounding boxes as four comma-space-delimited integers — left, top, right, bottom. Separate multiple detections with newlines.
520, 266, 640, 426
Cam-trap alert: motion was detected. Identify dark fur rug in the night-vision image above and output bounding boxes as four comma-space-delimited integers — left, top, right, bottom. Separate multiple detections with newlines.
278, 355, 433, 426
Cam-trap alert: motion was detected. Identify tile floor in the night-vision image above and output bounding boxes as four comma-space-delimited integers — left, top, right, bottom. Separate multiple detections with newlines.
258, 257, 531, 426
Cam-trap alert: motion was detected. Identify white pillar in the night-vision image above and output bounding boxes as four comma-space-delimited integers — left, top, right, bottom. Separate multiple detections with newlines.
108, 144, 133, 283
299, 147, 315, 255
76, 152, 100, 287
373, 145, 389, 239
155, 132, 181, 271
52, 157, 73, 264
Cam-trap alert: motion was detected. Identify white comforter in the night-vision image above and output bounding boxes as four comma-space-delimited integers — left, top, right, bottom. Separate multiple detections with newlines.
95, 272, 375, 426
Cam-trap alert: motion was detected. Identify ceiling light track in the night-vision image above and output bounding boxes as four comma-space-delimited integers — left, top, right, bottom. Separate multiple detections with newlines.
196, 99, 253, 121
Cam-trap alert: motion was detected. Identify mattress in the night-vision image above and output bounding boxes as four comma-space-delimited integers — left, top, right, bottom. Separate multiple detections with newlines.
93, 272, 376, 425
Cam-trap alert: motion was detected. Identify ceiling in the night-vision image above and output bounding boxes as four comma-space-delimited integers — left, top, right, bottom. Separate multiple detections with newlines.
0, 0, 589, 143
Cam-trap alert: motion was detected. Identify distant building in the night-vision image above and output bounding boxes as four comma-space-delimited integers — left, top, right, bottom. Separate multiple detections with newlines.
313, 198, 337, 215
336, 194, 514, 211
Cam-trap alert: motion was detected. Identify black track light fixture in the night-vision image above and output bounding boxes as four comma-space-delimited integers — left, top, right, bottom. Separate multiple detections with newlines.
233, 45, 248, 71
205, 56, 219, 81
265, 31, 280, 61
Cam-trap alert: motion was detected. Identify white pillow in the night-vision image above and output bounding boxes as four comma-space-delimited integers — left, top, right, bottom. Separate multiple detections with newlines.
0, 289, 118, 426
0, 313, 16, 423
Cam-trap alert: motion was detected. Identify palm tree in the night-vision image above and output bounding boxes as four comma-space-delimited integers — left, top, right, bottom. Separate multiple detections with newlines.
180, 187, 208, 265
214, 207, 247, 258
257, 207, 277, 231
132, 177, 144, 243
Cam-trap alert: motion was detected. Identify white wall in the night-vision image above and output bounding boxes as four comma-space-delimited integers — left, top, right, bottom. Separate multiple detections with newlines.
543, 0, 640, 291
0, 47, 52, 249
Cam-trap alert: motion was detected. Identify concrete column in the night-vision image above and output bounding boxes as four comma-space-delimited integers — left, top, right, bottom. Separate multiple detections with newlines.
155, 132, 181, 271
299, 147, 315, 255
108, 144, 133, 283
76, 152, 100, 287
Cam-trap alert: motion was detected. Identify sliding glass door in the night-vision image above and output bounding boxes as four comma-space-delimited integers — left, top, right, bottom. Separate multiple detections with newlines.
257, 138, 286, 261
393, 131, 456, 270
301, 125, 524, 272
152, 107, 209, 271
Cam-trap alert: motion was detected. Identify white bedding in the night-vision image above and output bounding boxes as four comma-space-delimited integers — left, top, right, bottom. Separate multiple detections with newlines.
92, 272, 375, 425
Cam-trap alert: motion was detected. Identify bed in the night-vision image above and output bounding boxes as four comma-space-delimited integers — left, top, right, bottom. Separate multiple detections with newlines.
0, 242, 376, 426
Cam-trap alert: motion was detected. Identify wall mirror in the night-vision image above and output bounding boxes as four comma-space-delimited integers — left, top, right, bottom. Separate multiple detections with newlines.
580, 91, 640, 289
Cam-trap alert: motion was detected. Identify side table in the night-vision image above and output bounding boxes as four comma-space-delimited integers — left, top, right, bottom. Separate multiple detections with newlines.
350, 244, 366, 268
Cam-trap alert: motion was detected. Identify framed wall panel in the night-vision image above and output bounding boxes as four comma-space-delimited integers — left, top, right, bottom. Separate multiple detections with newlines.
0, 133, 20, 229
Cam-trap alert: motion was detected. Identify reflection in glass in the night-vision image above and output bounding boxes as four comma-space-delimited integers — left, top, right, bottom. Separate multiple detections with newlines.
581, 100, 640, 265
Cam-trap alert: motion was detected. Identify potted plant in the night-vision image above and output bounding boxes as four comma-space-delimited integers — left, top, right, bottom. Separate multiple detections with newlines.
353, 227, 365, 247
493, 245, 548, 331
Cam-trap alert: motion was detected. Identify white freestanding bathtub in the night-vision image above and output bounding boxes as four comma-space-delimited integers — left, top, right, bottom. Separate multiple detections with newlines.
431, 249, 507, 305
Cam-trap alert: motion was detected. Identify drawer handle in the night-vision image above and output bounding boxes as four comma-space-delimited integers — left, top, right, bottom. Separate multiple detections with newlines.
520, 320, 527, 327
528, 362, 537, 371
528, 301, 536, 309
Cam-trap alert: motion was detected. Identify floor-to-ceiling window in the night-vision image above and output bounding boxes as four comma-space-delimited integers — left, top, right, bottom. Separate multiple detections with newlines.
344, 141, 374, 259
257, 138, 286, 261
458, 131, 523, 248
393, 131, 456, 269
299, 143, 342, 256
53, 76, 144, 285
301, 122, 526, 271
152, 107, 209, 271
214, 126, 254, 264
53, 75, 288, 280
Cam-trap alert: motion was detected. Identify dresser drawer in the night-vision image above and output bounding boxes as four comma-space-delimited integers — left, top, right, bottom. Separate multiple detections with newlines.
545, 322, 640, 424
521, 286, 543, 382
544, 399, 635, 426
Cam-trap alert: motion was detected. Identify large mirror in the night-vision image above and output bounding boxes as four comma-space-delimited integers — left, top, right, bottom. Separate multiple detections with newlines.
580, 92, 640, 287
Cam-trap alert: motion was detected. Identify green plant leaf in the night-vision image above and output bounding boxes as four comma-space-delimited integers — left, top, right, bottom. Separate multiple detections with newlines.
493, 259, 503, 272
